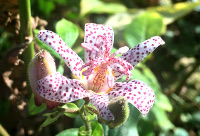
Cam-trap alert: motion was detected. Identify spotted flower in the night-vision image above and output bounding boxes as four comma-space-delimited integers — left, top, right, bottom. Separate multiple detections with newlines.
36, 23, 165, 120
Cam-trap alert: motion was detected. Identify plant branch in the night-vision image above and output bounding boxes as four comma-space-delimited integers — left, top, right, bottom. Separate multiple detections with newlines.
80, 100, 91, 136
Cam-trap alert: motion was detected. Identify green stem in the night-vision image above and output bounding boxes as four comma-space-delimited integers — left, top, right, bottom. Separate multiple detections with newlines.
80, 100, 91, 136
18, 0, 34, 96
18, 0, 34, 63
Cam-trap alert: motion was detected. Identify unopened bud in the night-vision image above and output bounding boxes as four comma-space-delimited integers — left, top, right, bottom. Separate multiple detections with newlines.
28, 50, 59, 109
106, 96, 129, 128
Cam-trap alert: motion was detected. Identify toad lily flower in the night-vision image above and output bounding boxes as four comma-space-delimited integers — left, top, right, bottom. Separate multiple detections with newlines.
36, 23, 165, 120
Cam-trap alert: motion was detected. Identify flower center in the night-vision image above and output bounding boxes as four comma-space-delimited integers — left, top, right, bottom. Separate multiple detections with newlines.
81, 63, 115, 94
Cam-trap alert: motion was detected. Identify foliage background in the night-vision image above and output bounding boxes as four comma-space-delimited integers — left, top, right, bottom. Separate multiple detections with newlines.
0, 0, 200, 135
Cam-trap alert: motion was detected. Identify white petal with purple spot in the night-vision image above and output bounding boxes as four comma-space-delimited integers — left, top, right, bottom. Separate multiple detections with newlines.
89, 91, 114, 120
37, 72, 88, 103
108, 80, 155, 116
37, 30, 84, 79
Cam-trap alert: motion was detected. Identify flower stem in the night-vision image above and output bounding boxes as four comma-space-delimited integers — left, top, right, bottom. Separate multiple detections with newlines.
80, 100, 91, 136
18, 0, 34, 97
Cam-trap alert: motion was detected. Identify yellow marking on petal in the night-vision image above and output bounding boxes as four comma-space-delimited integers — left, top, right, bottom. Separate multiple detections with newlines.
106, 87, 113, 94
81, 68, 87, 80
81, 83, 86, 90
112, 71, 115, 77
94, 66, 99, 72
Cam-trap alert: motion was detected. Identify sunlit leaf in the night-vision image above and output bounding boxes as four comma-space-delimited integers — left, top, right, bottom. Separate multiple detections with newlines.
55, 19, 79, 48
152, 105, 174, 130
80, 0, 127, 16
147, 1, 200, 25
56, 128, 79, 136
91, 121, 103, 136
124, 12, 165, 48
40, 110, 64, 129
62, 103, 79, 118
173, 127, 189, 136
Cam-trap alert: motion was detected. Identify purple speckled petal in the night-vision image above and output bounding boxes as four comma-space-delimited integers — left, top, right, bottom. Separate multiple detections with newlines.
89, 91, 114, 120
37, 72, 89, 103
37, 30, 84, 79
83, 23, 114, 62
113, 36, 165, 80
108, 80, 155, 116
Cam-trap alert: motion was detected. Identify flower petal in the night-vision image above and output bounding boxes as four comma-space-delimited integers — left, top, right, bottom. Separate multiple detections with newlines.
112, 36, 165, 80
108, 80, 155, 116
89, 91, 114, 120
37, 30, 84, 79
121, 36, 165, 67
37, 72, 88, 103
83, 23, 114, 62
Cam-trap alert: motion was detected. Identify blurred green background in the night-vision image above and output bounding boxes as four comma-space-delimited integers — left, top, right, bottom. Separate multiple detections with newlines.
0, 0, 200, 136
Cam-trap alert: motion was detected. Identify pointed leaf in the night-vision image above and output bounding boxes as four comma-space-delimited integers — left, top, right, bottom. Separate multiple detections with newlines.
62, 103, 80, 118
80, 0, 127, 16
124, 12, 165, 48
56, 128, 79, 136
147, 1, 200, 25
55, 19, 79, 48
91, 121, 103, 136
40, 110, 64, 129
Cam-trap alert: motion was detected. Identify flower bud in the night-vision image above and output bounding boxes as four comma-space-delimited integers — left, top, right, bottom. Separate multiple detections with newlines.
106, 96, 129, 128
28, 50, 59, 109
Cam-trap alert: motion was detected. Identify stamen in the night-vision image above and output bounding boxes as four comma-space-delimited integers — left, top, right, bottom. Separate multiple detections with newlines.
111, 46, 129, 58
81, 43, 99, 52
107, 66, 114, 88
79, 58, 105, 71
108, 57, 133, 80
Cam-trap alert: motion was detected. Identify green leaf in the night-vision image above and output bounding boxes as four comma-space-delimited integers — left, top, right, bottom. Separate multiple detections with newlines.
152, 106, 174, 130
40, 110, 64, 129
80, 0, 127, 16
173, 127, 189, 136
91, 121, 103, 136
28, 93, 46, 115
35, 29, 62, 59
111, 47, 121, 57
124, 12, 165, 48
147, 1, 200, 25
62, 103, 79, 118
38, 0, 55, 17
55, 19, 79, 48
56, 128, 79, 136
